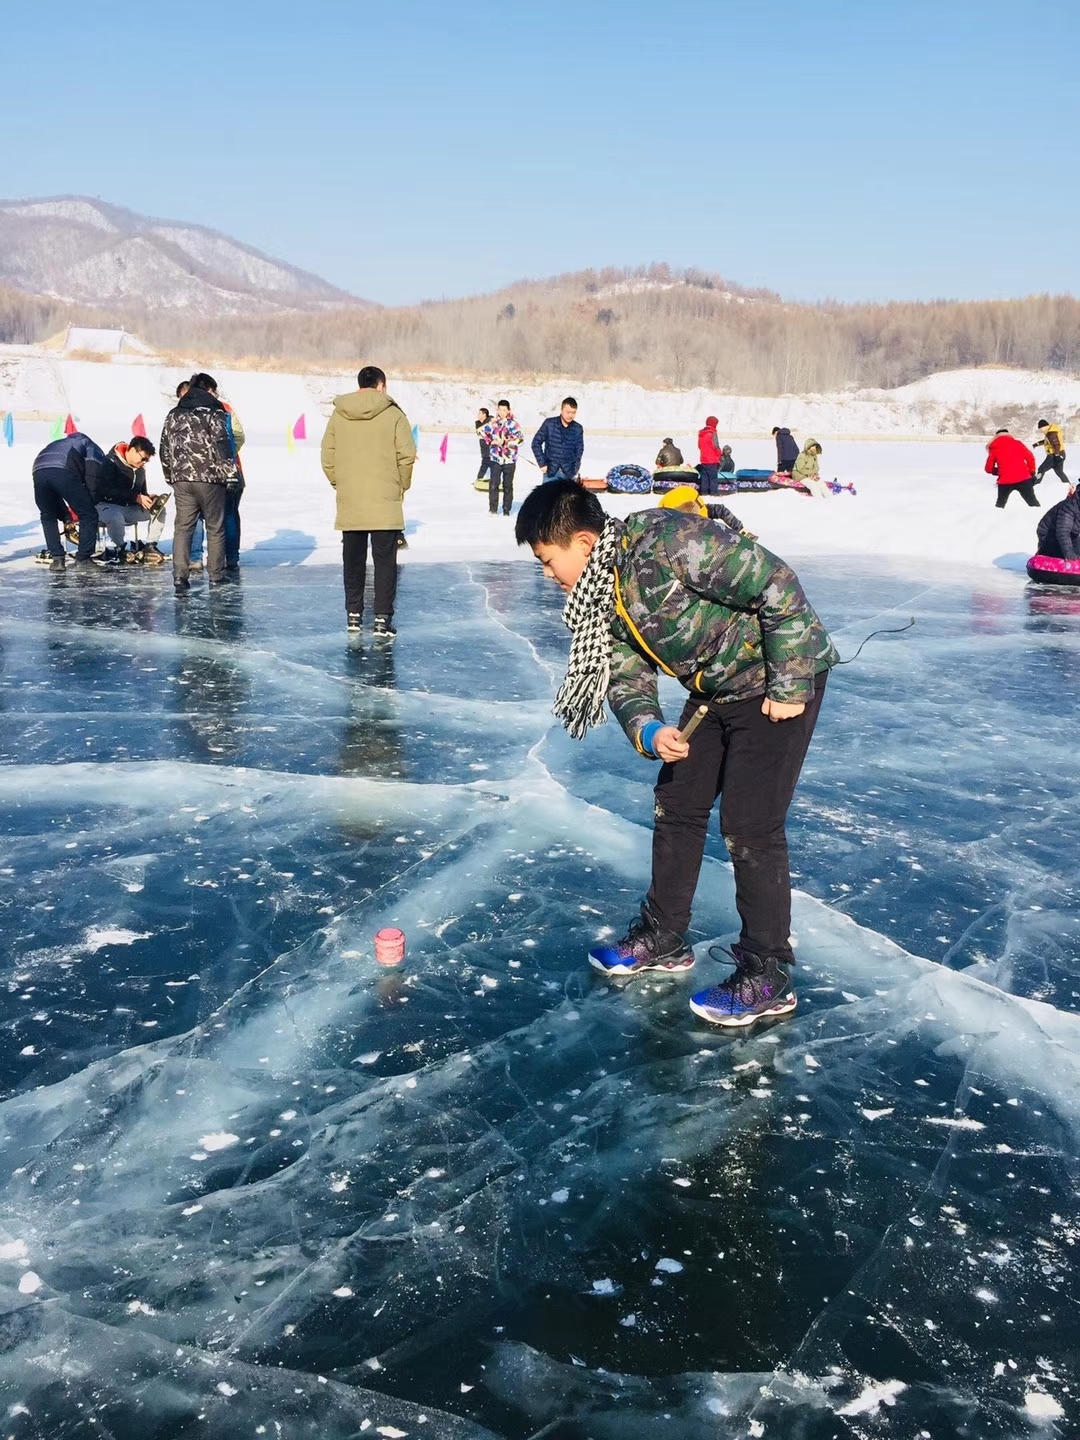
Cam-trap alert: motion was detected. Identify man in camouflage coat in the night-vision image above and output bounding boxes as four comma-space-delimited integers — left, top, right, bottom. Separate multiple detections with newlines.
516, 480, 838, 1028
160, 373, 239, 592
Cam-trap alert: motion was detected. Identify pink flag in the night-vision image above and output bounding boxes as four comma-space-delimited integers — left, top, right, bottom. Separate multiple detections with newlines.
63, 413, 77, 436
132, 413, 147, 438
292, 414, 306, 441
439, 434, 448, 463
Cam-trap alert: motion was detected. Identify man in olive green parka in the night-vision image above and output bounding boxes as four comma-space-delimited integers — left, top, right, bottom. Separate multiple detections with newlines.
321, 365, 416, 638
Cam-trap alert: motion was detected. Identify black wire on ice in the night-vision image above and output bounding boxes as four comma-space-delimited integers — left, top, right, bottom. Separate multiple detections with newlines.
833, 616, 916, 666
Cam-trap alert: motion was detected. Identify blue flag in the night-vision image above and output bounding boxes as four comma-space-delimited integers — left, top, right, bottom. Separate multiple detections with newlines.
2, 412, 12, 447
411, 424, 419, 448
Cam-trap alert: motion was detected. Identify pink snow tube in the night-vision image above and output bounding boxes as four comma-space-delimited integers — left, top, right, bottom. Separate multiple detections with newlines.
1026, 553, 1080, 585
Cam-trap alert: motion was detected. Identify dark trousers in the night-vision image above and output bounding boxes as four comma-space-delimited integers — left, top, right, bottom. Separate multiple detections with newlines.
697, 463, 719, 496
343, 530, 399, 617
488, 462, 516, 513
477, 440, 491, 481
646, 679, 827, 962
34, 468, 99, 559
996, 481, 1040, 509
1037, 453, 1069, 485
224, 480, 243, 565
173, 482, 227, 581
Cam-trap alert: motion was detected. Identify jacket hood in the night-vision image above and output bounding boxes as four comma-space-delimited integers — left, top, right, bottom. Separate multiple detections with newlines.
777, 427, 792, 436
334, 390, 396, 421
177, 386, 223, 413
804, 437, 821, 451
703, 416, 718, 428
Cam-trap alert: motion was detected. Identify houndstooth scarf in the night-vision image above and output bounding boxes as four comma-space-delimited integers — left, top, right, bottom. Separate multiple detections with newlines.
553, 518, 623, 739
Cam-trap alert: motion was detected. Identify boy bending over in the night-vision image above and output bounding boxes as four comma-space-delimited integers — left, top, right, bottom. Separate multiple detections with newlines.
516, 480, 838, 1028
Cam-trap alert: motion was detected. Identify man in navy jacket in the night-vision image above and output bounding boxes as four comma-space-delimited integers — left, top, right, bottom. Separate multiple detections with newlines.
531, 397, 584, 482
32, 431, 106, 566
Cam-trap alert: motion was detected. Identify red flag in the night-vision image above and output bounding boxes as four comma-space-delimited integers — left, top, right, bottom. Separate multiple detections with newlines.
292, 414, 306, 441
63, 413, 77, 436
439, 434, 448, 463
132, 414, 147, 438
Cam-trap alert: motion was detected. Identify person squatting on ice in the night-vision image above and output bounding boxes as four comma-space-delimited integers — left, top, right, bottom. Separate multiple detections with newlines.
480, 400, 524, 516
92, 438, 167, 565
516, 480, 838, 1028
31, 430, 107, 567
986, 428, 1039, 509
1034, 419, 1069, 487
321, 365, 416, 640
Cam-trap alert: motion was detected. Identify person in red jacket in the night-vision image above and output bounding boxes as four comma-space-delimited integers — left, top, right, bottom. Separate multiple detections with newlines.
985, 428, 1039, 509
697, 415, 723, 496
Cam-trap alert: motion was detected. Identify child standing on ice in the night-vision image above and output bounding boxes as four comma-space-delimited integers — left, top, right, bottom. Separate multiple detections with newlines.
516, 480, 837, 1027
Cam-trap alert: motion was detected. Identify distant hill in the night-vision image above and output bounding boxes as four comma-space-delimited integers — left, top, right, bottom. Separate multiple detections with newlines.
0, 196, 369, 316
1, 199, 1079, 396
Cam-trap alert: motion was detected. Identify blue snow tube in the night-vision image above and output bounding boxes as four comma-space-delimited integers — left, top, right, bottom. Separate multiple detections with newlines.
605, 463, 653, 494
734, 469, 775, 480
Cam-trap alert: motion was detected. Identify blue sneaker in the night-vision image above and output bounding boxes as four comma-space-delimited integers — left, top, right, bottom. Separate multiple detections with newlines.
689, 948, 795, 1027
589, 905, 695, 977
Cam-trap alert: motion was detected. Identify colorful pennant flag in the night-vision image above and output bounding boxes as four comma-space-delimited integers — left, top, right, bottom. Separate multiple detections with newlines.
439, 434, 448, 463
132, 414, 147, 438
63, 413, 77, 436
3, 412, 13, 447
286, 425, 295, 454
49, 416, 64, 441
292, 414, 306, 441
411, 424, 419, 448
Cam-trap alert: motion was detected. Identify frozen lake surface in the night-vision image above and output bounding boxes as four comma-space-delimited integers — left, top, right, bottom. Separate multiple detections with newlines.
0, 558, 1078, 1438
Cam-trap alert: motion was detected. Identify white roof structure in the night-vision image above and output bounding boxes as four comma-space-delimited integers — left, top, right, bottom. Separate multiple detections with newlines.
63, 327, 154, 356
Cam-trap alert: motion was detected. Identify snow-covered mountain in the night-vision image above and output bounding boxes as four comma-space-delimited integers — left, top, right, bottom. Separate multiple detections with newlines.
0, 196, 367, 316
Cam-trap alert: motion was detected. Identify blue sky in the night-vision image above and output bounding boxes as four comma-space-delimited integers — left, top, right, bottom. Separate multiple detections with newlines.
3, 0, 1077, 306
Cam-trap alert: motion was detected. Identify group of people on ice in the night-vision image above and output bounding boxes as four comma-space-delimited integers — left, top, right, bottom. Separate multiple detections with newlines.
654, 421, 828, 498
31, 372, 246, 588
474, 397, 584, 514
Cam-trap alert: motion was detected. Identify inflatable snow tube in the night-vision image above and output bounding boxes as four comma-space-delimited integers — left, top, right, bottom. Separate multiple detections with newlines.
735, 468, 775, 481
580, 476, 609, 492
605, 463, 653, 494
1026, 553, 1080, 585
652, 471, 700, 494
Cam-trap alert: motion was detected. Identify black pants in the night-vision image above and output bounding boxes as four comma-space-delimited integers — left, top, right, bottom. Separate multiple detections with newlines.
343, 530, 398, 617
1037, 453, 1069, 485
173, 482, 227, 581
646, 679, 827, 963
697, 463, 719, 496
34, 467, 99, 559
488, 462, 516, 513
477, 440, 491, 481
996, 481, 1040, 509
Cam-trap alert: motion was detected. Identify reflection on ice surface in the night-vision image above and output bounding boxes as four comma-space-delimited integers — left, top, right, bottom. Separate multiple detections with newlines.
0, 561, 1077, 1436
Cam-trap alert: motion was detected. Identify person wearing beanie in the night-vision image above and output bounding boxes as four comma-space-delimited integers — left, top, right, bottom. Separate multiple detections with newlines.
658, 484, 755, 538
985, 428, 1039, 509
697, 416, 723, 495
655, 438, 685, 469
1034, 419, 1069, 487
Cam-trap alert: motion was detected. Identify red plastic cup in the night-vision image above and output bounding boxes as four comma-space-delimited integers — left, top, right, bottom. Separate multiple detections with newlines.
374, 927, 406, 967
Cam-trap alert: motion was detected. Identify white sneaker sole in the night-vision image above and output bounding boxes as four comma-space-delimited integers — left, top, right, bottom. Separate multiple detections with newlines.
689, 992, 797, 1027
589, 954, 695, 977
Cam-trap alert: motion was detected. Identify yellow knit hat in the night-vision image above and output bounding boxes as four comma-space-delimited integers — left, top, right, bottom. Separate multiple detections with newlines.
658, 485, 707, 517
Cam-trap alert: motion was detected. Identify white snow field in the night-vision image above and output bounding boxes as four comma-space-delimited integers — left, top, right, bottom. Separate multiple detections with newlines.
1, 347, 1078, 1436
0, 346, 1072, 573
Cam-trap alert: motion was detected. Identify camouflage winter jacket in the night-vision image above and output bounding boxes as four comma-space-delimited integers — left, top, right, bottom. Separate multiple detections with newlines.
159, 389, 238, 488
608, 511, 838, 753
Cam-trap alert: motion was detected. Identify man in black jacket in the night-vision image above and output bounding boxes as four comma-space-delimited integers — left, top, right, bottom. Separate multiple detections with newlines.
32, 431, 106, 568
91, 438, 168, 564
1035, 488, 1080, 560
159, 372, 237, 592
772, 426, 800, 474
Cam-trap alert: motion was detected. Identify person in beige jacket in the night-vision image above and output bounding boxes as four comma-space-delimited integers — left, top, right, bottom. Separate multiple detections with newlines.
321, 365, 416, 638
